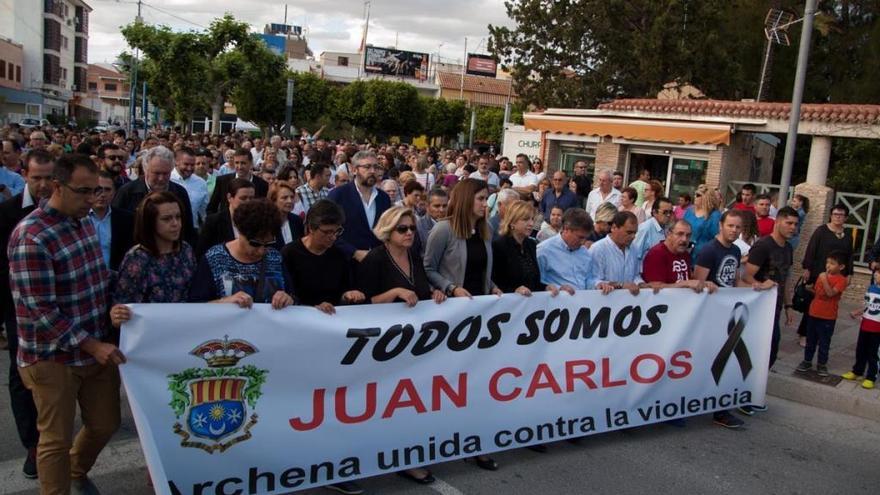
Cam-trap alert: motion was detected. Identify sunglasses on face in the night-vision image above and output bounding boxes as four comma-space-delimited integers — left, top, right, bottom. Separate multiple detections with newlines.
394, 225, 417, 234
247, 238, 275, 248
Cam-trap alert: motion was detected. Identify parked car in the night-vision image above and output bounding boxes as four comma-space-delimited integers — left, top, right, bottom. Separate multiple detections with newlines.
17, 118, 50, 129
92, 120, 110, 132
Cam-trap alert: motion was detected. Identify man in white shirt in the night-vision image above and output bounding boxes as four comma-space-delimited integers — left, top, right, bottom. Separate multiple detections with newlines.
509, 154, 538, 199
585, 169, 621, 218
171, 147, 208, 229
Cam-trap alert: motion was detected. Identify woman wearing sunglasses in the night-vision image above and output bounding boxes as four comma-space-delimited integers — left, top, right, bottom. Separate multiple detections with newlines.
355, 206, 444, 486
189, 198, 294, 309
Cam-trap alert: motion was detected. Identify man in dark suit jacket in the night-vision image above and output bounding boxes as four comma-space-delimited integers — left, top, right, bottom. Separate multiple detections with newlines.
197, 178, 256, 258
91, 171, 135, 271
327, 151, 390, 261
0, 149, 55, 477
112, 146, 196, 246
207, 148, 268, 215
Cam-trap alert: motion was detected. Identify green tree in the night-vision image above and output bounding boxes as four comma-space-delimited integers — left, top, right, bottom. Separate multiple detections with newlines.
122, 14, 262, 133
421, 98, 468, 142
829, 140, 880, 195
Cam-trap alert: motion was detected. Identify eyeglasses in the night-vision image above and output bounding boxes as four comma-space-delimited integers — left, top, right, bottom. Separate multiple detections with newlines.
106, 155, 125, 162
659, 209, 674, 216
317, 227, 344, 237
394, 225, 418, 234
59, 182, 103, 196
247, 238, 276, 248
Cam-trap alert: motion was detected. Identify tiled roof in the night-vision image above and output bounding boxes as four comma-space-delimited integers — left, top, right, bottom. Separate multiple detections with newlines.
437, 72, 515, 97
597, 99, 880, 125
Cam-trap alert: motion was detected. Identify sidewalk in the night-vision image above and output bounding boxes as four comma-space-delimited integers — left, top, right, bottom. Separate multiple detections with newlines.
767, 299, 880, 422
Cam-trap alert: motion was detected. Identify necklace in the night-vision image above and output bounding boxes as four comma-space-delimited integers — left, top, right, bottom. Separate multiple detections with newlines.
386, 247, 415, 286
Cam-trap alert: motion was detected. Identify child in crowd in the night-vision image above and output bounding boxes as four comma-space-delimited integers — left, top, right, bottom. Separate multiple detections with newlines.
842, 269, 880, 389
796, 251, 848, 377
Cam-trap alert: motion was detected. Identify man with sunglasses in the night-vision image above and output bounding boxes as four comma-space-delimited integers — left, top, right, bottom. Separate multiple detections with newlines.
632, 197, 674, 265
97, 143, 131, 190
9, 153, 126, 495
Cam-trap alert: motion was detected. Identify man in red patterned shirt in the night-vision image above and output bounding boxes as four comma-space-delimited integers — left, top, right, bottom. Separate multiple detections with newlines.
9, 153, 126, 495
642, 219, 717, 293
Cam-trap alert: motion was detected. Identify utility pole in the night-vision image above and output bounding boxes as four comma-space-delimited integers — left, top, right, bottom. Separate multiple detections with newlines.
128, 0, 143, 137
459, 37, 467, 100
285, 78, 294, 138
779, 0, 818, 204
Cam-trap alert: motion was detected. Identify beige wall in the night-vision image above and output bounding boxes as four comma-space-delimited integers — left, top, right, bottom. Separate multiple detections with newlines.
0, 38, 24, 90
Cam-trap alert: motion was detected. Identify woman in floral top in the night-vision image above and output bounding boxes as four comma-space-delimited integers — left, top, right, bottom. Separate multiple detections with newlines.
114, 191, 196, 304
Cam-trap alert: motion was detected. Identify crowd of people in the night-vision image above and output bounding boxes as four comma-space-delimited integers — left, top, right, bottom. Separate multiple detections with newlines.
1, 122, 879, 495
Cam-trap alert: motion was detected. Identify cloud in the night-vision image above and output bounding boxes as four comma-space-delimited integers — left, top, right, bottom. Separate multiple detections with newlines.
86, 0, 514, 63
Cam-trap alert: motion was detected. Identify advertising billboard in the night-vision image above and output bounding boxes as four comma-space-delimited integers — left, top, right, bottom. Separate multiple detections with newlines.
467, 54, 497, 77
257, 34, 286, 56
364, 46, 430, 80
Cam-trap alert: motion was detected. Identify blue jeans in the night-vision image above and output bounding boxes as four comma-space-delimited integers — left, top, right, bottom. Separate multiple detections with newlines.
804, 316, 836, 365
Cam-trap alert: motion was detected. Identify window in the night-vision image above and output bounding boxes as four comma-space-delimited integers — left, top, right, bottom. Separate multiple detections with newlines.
87, 81, 97, 90
16, 65, 22, 83
61, 35, 68, 50
105, 83, 117, 92
62, 68, 68, 80
0, 61, 5, 79
338, 56, 349, 66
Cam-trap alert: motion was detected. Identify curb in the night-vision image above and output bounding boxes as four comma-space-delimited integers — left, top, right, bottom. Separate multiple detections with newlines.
766, 367, 880, 422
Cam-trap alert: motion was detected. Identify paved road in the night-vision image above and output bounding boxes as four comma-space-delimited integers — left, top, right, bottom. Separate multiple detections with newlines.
2, 356, 879, 494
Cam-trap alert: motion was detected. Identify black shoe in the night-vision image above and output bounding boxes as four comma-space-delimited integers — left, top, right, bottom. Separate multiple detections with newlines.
71, 477, 101, 495
326, 481, 364, 495
22, 449, 37, 479
527, 444, 548, 453
795, 360, 812, 373
713, 411, 745, 429
397, 470, 436, 485
817, 364, 829, 377
737, 405, 755, 416
466, 456, 498, 471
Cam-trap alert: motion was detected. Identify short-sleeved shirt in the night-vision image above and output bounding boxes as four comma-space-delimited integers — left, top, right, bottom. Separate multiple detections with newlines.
189, 244, 291, 303
642, 242, 691, 284
809, 273, 847, 320
747, 236, 793, 308
696, 238, 741, 288
861, 284, 880, 333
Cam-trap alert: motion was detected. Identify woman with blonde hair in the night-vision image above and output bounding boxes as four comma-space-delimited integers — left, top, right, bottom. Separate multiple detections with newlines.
267, 180, 305, 249
684, 184, 723, 259
492, 201, 551, 296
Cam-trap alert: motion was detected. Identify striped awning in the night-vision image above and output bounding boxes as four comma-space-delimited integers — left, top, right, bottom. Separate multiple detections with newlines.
524, 114, 731, 146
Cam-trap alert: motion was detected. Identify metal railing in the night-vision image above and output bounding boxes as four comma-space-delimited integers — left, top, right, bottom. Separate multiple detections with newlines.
835, 191, 880, 267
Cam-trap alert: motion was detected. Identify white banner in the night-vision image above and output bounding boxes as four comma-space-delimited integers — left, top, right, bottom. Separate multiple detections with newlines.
120, 288, 776, 495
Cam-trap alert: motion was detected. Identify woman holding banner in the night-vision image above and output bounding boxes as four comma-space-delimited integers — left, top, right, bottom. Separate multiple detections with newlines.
424, 178, 501, 471
356, 206, 443, 485
188, 198, 295, 309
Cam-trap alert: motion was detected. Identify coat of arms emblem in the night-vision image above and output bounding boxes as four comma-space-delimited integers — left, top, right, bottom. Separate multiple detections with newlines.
167, 336, 268, 453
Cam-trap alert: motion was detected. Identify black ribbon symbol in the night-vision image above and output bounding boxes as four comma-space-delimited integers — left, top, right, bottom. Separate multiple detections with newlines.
711, 302, 753, 385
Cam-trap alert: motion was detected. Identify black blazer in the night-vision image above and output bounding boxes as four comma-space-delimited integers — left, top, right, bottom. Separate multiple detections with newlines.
109, 208, 134, 271
197, 209, 235, 259
0, 193, 36, 323
274, 212, 305, 251
207, 174, 269, 215
491, 235, 543, 293
112, 178, 196, 245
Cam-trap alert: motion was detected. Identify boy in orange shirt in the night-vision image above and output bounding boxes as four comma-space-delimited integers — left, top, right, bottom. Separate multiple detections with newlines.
796, 251, 848, 377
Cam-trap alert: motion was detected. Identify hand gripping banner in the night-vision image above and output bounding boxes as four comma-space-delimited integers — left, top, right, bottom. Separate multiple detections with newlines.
120, 288, 776, 495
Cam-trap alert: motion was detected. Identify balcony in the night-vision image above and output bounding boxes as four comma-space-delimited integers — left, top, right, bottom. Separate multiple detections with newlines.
44, 0, 64, 18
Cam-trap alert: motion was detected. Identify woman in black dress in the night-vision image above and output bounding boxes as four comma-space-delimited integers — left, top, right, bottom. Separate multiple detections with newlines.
356, 206, 444, 485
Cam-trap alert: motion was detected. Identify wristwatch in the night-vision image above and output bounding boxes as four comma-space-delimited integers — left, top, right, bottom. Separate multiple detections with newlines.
445, 284, 458, 296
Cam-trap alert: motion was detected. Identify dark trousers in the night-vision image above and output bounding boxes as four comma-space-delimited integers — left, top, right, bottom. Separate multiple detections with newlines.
5, 312, 39, 450
769, 307, 782, 369
804, 316, 836, 365
853, 331, 880, 381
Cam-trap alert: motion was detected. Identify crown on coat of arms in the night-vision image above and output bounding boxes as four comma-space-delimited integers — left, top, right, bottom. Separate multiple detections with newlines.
190, 335, 258, 368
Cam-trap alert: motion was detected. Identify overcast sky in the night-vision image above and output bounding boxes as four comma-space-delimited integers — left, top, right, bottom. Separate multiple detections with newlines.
87, 0, 515, 65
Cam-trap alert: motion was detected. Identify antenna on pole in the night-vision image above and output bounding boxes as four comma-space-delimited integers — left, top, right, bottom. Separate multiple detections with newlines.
757, 8, 795, 102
